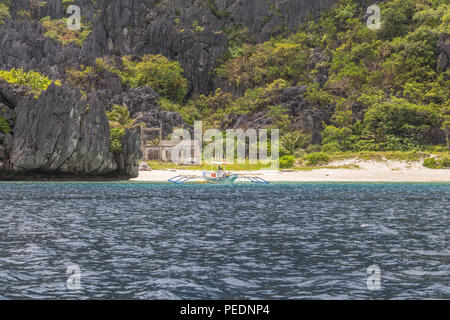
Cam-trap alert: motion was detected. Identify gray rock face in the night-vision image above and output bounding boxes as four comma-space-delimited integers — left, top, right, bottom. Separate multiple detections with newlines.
0, 20, 82, 78
96, 86, 185, 137
81, 0, 336, 94
0, 0, 340, 178
1, 0, 336, 95
0, 82, 141, 178
282, 86, 334, 144
10, 84, 116, 174
116, 129, 141, 177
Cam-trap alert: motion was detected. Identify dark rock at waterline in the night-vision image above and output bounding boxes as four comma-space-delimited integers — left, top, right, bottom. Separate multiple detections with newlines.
0, 82, 141, 178
139, 162, 151, 171
116, 129, 141, 177
0, 0, 344, 179
10, 84, 115, 174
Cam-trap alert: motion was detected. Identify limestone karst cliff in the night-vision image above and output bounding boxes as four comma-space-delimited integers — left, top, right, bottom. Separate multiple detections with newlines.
1, 0, 448, 178
0, 0, 336, 178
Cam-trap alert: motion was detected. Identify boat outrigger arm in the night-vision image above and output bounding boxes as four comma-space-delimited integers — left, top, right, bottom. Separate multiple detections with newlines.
167, 175, 201, 184
168, 174, 270, 184
239, 175, 271, 184
168, 160, 270, 184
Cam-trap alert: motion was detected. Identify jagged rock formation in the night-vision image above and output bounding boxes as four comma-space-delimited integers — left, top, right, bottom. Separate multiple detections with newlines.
96, 86, 185, 133
1, 0, 337, 94
0, 81, 140, 179
282, 86, 334, 145
0, 0, 340, 179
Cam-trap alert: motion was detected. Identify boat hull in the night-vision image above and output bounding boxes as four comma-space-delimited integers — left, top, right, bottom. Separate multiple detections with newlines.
204, 174, 238, 184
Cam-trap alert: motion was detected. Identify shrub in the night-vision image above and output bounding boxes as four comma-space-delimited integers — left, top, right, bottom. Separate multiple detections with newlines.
377, 0, 415, 40
306, 144, 322, 153
0, 68, 61, 97
106, 104, 139, 153
440, 157, 450, 168
322, 142, 342, 153
222, 25, 255, 59
216, 39, 309, 88
0, 115, 10, 134
0, 3, 10, 25
423, 157, 439, 168
106, 104, 136, 129
65, 65, 107, 92
322, 125, 353, 151
305, 152, 330, 166
279, 155, 295, 169
363, 98, 440, 148
97, 55, 188, 103
280, 131, 311, 156
109, 128, 125, 153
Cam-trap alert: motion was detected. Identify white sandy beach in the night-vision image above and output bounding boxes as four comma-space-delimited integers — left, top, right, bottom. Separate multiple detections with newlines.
131, 160, 450, 183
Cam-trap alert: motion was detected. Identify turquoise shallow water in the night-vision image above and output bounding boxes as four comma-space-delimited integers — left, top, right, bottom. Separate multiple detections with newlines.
0, 182, 449, 299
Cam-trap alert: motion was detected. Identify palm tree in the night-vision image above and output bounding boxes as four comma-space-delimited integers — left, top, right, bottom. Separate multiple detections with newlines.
280, 131, 311, 156
106, 104, 137, 129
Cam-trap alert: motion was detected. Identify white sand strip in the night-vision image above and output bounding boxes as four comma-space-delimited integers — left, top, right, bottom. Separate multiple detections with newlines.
131, 160, 450, 183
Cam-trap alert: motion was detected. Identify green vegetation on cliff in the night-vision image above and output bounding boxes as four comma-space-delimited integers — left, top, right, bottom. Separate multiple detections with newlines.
0, 2, 10, 25
216, 0, 449, 152
106, 104, 138, 153
0, 68, 61, 97
0, 115, 10, 134
96, 55, 188, 103
162, 0, 449, 154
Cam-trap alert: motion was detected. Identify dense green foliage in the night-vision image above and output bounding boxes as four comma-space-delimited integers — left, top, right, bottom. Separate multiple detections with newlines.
106, 104, 137, 130
96, 55, 188, 103
310, 0, 448, 152
0, 68, 61, 97
423, 155, 450, 168
55, 0, 450, 157
279, 155, 296, 168
161, 78, 290, 127
109, 128, 125, 153
0, 2, 10, 25
280, 131, 311, 156
166, 0, 449, 153
0, 115, 10, 134
304, 152, 331, 166
106, 104, 137, 153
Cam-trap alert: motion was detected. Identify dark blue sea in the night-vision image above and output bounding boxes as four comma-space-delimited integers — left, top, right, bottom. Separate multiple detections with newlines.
0, 182, 449, 299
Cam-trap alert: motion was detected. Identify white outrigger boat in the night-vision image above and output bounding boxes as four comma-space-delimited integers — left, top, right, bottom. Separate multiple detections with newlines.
168, 161, 270, 185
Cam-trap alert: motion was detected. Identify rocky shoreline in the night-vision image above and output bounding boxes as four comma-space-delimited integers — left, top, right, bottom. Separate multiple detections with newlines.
0, 80, 141, 179
0, 0, 337, 180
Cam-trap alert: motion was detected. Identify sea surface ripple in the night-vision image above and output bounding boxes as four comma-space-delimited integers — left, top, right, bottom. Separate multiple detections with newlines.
0, 182, 449, 299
